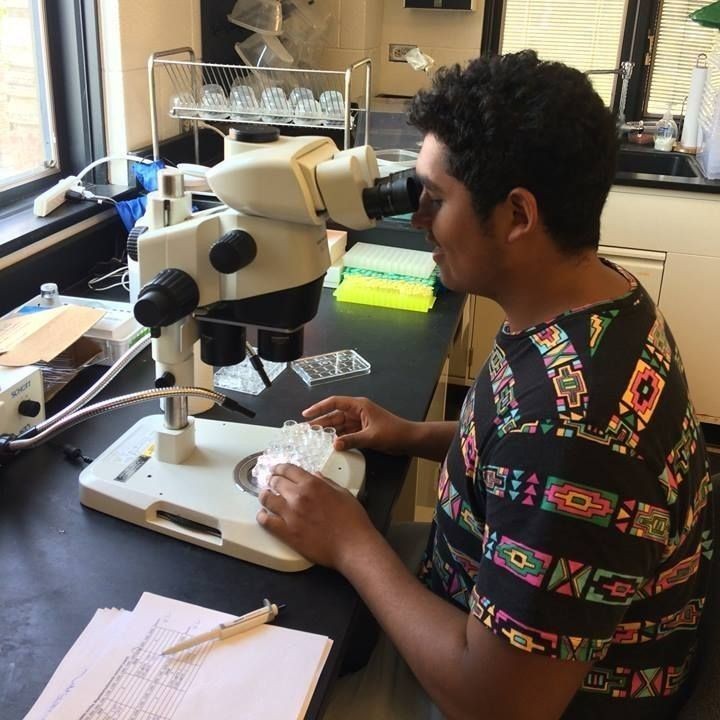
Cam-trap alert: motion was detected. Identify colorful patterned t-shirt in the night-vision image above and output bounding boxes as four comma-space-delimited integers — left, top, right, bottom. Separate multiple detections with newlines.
419, 267, 713, 719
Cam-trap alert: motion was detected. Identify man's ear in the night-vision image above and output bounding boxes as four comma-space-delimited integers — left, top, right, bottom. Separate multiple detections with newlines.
506, 187, 539, 244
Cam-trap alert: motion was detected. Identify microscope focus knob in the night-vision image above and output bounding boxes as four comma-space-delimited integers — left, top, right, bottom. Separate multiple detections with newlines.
209, 230, 257, 274
155, 371, 176, 388
134, 268, 199, 328
126, 225, 148, 262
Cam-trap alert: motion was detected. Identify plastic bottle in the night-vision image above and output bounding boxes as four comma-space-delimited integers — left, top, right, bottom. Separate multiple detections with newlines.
654, 105, 678, 152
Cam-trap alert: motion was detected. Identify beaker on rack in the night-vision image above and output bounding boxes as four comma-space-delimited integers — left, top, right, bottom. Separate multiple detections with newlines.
234, 32, 293, 69
260, 86, 293, 123
229, 84, 261, 121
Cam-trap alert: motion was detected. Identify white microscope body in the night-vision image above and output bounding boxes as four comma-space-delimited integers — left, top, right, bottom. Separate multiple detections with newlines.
79, 132, 416, 571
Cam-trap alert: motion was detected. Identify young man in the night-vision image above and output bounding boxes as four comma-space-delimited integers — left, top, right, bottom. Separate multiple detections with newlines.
257, 51, 712, 719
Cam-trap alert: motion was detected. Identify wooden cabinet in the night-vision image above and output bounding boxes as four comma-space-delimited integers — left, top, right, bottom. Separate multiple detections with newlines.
447, 295, 505, 386
601, 185, 720, 424
393, 358, 449, 522
659, 253, 720, 423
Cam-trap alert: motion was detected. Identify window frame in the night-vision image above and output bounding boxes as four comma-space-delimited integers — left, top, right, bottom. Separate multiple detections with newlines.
480, 0, 669, 123
0, 0, 105, 208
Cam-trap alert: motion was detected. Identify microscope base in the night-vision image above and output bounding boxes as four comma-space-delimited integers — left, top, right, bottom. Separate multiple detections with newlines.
79, 415, 365, 571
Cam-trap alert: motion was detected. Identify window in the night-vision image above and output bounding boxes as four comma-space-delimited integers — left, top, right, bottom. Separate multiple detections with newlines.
482, 0, 719, 121
645, 0, 717, 115
498, 1, 628, 106
0, 0, 56, 193
0, 0, 104, 208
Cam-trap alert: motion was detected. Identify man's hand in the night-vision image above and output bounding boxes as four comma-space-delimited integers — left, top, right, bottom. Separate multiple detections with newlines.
256, 463, 380, 570
302, 396, 415, 454
303, 396, 457, 462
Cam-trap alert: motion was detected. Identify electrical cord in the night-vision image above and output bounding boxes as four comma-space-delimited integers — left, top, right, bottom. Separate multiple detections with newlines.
65, 188, 118, 208
50, 441, 93, 465
1, 386, 255, 458
87, 264, 130, 292
64, 152, 157, 212
75, 154, 154, 184
197, 120, 226, 139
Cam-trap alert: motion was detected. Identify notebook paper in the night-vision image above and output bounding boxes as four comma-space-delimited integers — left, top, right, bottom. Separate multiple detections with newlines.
26, 593, 332, 720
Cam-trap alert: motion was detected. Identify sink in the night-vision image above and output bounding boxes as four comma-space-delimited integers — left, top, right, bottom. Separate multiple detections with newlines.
616, 149, 700, 178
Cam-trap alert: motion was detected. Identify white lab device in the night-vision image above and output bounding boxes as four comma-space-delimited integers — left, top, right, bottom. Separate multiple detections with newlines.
0, 366, 46, 436
80, 129, 421, 571
15, 294, 147, 366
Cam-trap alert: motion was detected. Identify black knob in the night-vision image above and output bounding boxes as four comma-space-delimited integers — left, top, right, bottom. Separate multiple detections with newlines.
134, 268, 199, 328
155, 371, 176, 388
126, 225, 148, 261
210, 230, 257, 274
228, 125, 279, 143
18, 400, 42, 418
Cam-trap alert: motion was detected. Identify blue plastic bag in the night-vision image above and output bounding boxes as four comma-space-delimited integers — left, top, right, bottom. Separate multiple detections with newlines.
132, 160, 165, 192
116, 196, 148, 232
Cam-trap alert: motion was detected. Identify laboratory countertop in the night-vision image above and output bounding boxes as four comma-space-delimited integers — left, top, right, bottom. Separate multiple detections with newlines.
0, 255, 465, 719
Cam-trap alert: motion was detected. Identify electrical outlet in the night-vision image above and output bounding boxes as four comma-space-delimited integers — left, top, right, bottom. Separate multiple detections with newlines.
389, 44, 416, 63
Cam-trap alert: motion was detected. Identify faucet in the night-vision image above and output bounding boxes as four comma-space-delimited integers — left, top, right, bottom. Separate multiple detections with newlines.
585, 61, 635, 130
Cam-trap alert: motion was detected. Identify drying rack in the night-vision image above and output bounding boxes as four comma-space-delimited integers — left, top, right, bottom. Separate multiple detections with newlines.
148, 47, 372, 162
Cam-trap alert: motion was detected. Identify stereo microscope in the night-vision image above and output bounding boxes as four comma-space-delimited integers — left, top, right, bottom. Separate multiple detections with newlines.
77, 127, 421, 571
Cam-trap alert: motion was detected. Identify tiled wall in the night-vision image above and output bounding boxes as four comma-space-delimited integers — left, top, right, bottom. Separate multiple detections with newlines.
318, 0, 483, 97
316, 0, 383, 79
96, 0, 482, 173
377, 1, 483, 96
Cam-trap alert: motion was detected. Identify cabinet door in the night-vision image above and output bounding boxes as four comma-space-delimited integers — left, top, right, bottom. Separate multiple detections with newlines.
469, 296, 505, 378
659, 253, 720, 423
393, 359, 449, 522
598, 245, 666, 304
447, 295, 474, 384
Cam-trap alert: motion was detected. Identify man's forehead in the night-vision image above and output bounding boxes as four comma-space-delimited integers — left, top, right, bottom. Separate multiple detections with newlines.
415, 134, 448, 186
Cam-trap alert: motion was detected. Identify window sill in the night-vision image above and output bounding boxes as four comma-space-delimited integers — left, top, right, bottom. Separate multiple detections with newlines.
0, 184, 136, 260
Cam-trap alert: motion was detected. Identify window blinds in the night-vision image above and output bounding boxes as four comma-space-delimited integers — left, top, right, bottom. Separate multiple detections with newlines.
499, 0, 628, 105
646, 0, 717, 115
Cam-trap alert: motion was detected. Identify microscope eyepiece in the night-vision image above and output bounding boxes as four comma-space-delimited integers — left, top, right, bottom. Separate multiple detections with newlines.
362, 170, 422, 220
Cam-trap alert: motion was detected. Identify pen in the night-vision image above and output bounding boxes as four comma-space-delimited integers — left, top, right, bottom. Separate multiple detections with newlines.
162, 598, 283, 655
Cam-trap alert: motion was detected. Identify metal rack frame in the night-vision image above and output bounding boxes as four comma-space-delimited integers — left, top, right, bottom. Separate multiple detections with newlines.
148, 47, 372, 161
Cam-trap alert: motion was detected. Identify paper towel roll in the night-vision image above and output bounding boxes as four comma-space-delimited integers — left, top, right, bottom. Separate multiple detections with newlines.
681, 64, 708, 150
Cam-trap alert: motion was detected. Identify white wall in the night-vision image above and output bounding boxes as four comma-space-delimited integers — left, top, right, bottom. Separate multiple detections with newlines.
98, 0, 202, 179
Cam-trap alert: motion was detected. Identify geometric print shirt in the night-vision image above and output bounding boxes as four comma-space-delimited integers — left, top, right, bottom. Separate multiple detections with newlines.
419, 264, 713, 719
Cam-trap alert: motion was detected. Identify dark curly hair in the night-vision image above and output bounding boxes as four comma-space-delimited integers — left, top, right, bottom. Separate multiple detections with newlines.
408, 50, 618, 253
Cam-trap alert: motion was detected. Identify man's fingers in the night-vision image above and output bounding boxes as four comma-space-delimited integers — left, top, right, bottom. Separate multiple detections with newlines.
272, 464, 314, 484
302, 396, 341, 416
302, 396, 356, 419
259, 486, 290, 512
331, 430, 369, 451
256, 507, 287, 535
305, 409, 347, 432
300, 411, 340, 429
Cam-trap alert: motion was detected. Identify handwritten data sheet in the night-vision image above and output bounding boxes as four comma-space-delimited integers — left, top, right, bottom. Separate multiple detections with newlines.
26, 592, 332, 720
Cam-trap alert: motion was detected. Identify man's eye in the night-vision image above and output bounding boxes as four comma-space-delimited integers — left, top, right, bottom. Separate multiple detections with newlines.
421, 191, 442, 208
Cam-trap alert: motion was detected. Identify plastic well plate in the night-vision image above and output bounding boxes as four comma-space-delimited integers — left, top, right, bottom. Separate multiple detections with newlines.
291, 349, 371, 387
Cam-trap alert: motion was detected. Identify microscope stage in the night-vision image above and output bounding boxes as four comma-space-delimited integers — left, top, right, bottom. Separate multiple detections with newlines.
79, 416, 365, 571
